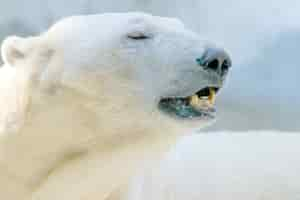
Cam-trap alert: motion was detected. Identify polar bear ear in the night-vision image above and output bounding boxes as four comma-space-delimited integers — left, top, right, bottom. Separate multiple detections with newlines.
1, 36, 26, 66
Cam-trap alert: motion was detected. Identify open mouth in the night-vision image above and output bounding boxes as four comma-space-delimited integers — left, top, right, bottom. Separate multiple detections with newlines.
158, 87, 219, 119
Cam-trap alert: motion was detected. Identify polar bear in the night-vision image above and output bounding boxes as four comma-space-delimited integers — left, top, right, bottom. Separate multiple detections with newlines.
0, 12, 231, 200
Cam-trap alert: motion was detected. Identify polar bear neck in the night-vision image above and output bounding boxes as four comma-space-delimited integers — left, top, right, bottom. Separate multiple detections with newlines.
0, 84, 181, 198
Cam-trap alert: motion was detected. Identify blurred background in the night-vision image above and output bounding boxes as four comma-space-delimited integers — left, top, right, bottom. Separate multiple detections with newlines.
0, 0, 299, 131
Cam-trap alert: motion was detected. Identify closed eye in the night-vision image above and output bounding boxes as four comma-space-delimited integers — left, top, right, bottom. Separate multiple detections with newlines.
127, 32, 151, 40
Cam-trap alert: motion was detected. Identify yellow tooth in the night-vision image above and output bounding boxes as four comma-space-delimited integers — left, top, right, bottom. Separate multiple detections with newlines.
208, 88, 216, 105
190, 95, 200, 107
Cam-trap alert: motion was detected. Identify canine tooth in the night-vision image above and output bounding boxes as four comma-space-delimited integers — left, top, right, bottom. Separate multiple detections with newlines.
208, 88, 216, 105
190, 95, 200, 107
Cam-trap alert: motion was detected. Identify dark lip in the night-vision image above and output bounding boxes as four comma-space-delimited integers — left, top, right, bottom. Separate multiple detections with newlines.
158, 87, 219, 120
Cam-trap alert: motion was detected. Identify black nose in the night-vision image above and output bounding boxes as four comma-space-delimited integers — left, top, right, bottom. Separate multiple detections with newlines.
196, 47, 232, 76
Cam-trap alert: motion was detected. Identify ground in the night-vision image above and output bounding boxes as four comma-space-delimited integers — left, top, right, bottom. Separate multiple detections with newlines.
129, 131, 300, 200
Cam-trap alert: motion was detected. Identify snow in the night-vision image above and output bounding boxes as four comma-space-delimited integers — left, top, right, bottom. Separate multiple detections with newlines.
129, 131, 300, 200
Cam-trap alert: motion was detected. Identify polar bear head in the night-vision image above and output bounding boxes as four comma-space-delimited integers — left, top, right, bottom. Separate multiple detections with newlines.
1, 13, 231, 139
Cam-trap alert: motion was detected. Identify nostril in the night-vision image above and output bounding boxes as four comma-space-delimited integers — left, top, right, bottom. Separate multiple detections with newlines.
207, 59, 219, 71
197, 48, 232, 74
221, 60, 230, 73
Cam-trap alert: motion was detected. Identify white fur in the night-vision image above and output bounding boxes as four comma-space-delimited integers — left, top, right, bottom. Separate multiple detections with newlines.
0, 12, 219, 200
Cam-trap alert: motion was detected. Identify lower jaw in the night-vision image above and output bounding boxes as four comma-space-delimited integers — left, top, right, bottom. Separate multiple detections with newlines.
158, 102, 216, 120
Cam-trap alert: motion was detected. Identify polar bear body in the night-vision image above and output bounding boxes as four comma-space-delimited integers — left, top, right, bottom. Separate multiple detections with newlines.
0, 13, 228, 200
